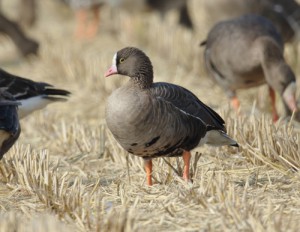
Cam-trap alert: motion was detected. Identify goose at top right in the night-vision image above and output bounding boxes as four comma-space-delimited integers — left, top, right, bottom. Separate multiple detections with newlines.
201, 14, 299, 122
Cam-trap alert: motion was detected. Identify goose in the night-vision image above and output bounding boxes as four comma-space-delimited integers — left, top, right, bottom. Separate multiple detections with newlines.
105, 47, 238, 185
201, 15, 298, 121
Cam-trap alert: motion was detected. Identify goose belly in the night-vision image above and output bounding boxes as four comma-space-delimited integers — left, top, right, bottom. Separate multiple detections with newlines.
106, 90, 151, 146
230, 71, 266, 90
105, 91, 178, 157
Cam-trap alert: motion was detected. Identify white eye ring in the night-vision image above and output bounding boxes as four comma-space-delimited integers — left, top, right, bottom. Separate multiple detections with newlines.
119, 58, 125, 63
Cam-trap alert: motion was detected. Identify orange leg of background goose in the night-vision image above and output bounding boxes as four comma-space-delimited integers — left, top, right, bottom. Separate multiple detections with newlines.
182, 151, 191, 181
86, 5, 101, 39
231, 96, 240, 113
75, 9, 87, 39
144, 159, 153, 186
269, 87, 279, 122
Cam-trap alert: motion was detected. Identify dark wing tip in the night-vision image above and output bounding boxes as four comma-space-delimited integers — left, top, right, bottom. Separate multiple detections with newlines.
44, 88, 71, 97
231, 143, 239, 148
206, 124, 218, 131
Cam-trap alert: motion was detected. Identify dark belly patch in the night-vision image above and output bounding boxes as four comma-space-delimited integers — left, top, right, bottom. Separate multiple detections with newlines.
163, 143, 171, 149
145, 136, 160, 148
244, 79, 256, 84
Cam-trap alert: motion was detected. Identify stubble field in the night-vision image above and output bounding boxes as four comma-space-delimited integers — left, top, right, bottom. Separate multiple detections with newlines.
0, 0, 300, 231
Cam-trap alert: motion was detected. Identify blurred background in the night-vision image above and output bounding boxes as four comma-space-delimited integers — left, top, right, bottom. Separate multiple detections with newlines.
0, 1, 300, 230
0, 0, 299, 158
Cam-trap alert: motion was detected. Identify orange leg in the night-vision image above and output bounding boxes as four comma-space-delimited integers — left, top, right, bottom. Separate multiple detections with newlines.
86, 5, 101, 39
75, 8, 88, 39
269, 87, 279, 122
182, 151, 191, 181
231, 96, 240, 113
144, 159, 153, 186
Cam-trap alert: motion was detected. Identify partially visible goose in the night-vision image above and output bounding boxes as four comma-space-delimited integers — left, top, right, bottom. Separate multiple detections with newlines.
0, 69, 71, 118
201, 15, 298, 121
0, 89, 20, 160
146, 0, 193, 29
201, 0, 300, 44
63, 0, 105, 39
108, 0, 193, 29
105, 47, 238, 186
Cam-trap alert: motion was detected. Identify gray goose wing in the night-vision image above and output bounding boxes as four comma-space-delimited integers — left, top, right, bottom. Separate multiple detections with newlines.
150, 82, 226, 132
138, 92, 208, 159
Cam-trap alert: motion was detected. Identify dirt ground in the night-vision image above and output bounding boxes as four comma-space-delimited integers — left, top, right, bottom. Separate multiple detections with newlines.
0, 0, 299, 231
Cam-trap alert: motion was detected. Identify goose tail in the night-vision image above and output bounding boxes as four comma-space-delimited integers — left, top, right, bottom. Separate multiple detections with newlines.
203, 129, 239, 147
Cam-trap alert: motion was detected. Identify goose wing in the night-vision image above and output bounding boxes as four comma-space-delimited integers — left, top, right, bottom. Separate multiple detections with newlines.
150, 82, 226, 131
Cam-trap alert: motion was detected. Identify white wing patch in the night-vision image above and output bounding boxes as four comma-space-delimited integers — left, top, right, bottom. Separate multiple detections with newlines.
18, 96, 52, 118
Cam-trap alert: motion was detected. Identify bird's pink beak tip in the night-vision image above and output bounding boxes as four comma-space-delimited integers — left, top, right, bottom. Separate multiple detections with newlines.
105, 65, 118, 77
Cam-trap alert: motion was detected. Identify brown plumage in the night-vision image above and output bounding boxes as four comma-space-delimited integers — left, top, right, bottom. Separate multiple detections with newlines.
201, 15, 299, 121
146, 0, 193, 29
105, 47, 238, 185
107, 0, 193, 29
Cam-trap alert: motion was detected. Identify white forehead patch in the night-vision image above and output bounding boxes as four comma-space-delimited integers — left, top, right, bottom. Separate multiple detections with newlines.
112, 53, 117, 66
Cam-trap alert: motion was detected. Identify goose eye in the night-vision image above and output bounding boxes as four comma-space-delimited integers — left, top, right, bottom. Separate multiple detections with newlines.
119, 58, 125, 63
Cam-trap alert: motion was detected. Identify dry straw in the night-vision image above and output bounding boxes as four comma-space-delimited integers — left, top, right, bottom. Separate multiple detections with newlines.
0, 0, 299, 231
